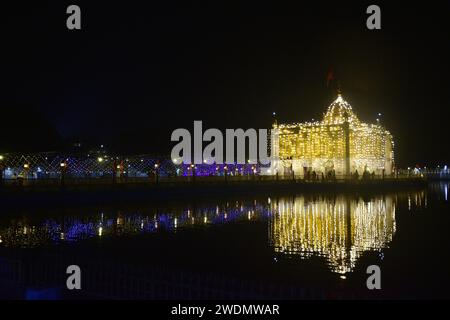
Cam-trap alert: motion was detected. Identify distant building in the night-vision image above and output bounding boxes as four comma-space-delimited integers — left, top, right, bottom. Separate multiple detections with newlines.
269, 93, 394, 177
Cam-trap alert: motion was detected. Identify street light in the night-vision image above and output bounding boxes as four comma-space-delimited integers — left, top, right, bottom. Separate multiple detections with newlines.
97, 157, 104, 163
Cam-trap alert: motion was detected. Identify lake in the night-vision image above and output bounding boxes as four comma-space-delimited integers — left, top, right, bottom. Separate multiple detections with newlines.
0, 182, 448, 299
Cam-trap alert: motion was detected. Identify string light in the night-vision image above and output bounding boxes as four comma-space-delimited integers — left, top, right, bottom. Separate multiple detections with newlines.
272, 94, 394, 176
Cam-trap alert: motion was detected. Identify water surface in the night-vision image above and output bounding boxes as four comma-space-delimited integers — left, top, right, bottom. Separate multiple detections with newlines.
0, 183, 448, 299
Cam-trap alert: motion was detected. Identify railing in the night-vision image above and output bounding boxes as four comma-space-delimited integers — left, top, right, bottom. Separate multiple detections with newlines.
0, 152, 438, 189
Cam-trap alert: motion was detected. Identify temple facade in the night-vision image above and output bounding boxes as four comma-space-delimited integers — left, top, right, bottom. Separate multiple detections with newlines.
269, 94, 394, 178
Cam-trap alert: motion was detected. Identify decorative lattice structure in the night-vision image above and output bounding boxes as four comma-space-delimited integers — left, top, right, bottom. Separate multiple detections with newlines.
0, 152, 263, 180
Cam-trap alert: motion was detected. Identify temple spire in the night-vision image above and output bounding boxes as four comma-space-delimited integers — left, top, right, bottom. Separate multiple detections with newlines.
337, 82, 342, 97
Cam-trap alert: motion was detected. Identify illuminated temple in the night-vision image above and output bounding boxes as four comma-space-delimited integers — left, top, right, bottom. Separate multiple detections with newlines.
270, 93, 394, 177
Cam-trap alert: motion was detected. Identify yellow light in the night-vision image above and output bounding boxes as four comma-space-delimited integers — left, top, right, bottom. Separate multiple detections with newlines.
60, 162, 66, 167
273, 94, 394, 177
270, 195, 396, 274
0, 155, 4, 160
97, 157, 103, 163
24, 164, 29, 169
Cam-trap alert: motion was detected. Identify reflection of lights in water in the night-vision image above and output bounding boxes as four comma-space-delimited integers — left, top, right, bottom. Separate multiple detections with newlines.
445, 184, 448, 201
269, 195, 396, 275
0, 191, 426, 269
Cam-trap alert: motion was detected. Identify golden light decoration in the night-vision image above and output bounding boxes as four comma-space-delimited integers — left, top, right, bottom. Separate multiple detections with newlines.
271, 94, 394, 177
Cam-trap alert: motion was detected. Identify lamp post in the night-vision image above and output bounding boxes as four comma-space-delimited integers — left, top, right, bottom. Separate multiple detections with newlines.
154, 163, 159, 184
0, 155, 4, 186
190, 164, 195, 183
60, 162, 67, 187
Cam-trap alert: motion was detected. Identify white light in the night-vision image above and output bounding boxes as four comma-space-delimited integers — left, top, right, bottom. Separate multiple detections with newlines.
97, 157, 103, 163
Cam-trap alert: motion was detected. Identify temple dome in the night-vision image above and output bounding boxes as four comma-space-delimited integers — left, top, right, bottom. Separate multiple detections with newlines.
322, 94, 359, 125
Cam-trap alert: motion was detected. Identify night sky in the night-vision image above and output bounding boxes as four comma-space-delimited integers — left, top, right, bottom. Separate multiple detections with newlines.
1, 1, 449, 167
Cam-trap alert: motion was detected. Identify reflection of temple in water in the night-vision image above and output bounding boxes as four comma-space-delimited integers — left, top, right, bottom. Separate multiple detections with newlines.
268, 195, 396, 275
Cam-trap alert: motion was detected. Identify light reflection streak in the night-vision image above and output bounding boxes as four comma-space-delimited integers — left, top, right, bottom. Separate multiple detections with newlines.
268, 195, 397, 275
0, 190, 432, 276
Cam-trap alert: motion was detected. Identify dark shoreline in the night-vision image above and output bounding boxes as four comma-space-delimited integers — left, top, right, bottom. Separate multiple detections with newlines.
0, 178, 427, 210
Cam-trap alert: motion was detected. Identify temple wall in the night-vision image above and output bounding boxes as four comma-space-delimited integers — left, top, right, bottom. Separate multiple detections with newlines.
270, 126, 394, 177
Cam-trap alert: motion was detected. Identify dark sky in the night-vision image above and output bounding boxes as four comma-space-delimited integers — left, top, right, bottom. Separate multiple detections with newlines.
1, 1, 449, 167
